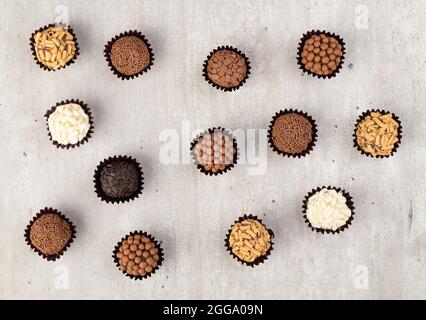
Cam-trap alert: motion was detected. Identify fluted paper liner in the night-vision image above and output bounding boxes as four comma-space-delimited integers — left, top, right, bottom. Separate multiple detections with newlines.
267, 109, 318, 158
112, 230, 164, 280
353, 109, 402, 158
302, 186, 355, 234
297, 30, 346, 79
30, 23, 80, 71
93, 155, 144, 204
24, 207, 76, 261
190, 127, 239, 176
45, 99, 94, 149
104, 30, 154, 80
225, 214, 274, 267
202, 45, 251, 92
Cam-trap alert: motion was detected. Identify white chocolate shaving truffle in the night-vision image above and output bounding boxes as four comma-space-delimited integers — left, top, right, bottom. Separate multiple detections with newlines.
48, 103, 90, 145
306, 188, 351, 231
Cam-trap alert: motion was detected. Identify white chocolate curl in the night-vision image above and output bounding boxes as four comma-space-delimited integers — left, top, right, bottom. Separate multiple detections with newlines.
306, 188, 351, 231
48, 103, 90, 145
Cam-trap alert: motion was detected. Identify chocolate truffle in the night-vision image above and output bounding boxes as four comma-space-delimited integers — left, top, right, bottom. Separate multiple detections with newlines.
228, 218, 272, 263
204, 47, 249, 90
298, 31, 345, 77
191, 128, 238, 175
355, 110, 401, 157
270, 112, 313, 155
25, 208, 76, 260
109, 35, 151, 76
94, 155, 143, 203
31, 25, 78, 70
113, 232, 163, 279
303, 187, 354, 234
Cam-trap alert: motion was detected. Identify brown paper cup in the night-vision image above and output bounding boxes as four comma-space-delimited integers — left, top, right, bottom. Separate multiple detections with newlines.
353, 109, 402, 158
44, 99, 94, 149
225, 214, 274, 267
112, 230, 164, 280
267, 109, 318, 158
24, 207, 76, 261
190, 127, 239, 176
202, 45, 251, 91
302, 186, 355, 234
93, 155, 144, 204
30, 23, 79, 71
104, 30, 154, 80
297, 30, 345, 79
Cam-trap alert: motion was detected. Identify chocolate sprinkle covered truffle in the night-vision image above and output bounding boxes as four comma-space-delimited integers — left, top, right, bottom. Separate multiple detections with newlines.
203, 46, 250, 91
94, 155, 143, 203
25, 208, 76, 261
268, 110, 317, 157
110, 36, 151, 76
113, 231, 163, 279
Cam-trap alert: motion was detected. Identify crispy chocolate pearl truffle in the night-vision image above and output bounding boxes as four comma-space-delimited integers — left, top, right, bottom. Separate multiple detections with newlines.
29, 213, 72, 256
193, 132, 236, 173
116, 234, 161, 277
300, 33, 343, 76
271, 113, 313, 154
207, 49, 247, 88
100, 161, 140, 198
110, 36, 150, 76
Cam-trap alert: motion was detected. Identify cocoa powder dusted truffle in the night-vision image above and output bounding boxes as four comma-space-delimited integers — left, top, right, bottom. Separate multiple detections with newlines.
25, 208, 76, 261
94, 155, 143, 203
190, 128, 238, 175
298, 31, 345, 78
203, 46, 250, 91
113, 231, 163, 279
104, 30, 154, 79
268, 110, 317, 157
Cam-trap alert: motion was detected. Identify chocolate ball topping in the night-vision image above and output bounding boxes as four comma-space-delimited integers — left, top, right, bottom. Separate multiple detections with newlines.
300, 33, 343, 76
115, 233, 161, 278
193, 131, 236, 174
206, 49, 247, 88
100, 160, 140, 199
109, 36, 151, 76
271, 113, 313, 154
29, 213, 72, 256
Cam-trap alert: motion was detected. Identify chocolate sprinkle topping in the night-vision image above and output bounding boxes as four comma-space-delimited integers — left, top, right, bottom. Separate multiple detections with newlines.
100, 160, 140, 198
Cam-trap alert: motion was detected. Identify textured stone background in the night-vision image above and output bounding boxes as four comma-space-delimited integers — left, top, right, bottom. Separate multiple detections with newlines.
0, 0, 425, 299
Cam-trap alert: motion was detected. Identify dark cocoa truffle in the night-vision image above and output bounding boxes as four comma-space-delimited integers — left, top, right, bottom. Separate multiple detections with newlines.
100, 160, 140, 199
271, 113, 313, 154
206, 49, 247, 88
29, 213, 72, 256
109, 36, 151, 76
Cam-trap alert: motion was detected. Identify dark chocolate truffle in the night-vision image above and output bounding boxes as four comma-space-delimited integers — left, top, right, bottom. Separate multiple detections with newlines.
94, 155, 143, 203
206, 49, 247, 89
271, 113, 313, 154
100, 161, 140, 198
110, 36, 151, 76
29, 212, 72, 256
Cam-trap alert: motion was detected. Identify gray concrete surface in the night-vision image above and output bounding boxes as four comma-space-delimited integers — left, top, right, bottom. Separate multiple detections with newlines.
0, 0, 425, 300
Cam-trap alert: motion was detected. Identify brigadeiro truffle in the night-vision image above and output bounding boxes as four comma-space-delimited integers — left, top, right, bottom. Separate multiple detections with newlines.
190, 127, 238, 175
225, 214, 274, 267
24, 208, 76, 261
93, 155, 144, 203
203, 46, 250, 91
297, 30, 345, 78
45, 99, 94, 149
268, 109, 317, 157
104, 30, 154, 79
302, 186, 355, 234
113, 231, 163, 280
30, 24, 79, 71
